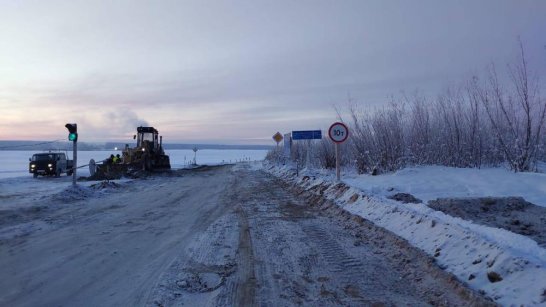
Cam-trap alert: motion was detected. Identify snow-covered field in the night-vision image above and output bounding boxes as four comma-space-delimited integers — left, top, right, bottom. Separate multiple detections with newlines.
266, 163, 546, 305
0, 149, 267, 179
343, 165, 546, 208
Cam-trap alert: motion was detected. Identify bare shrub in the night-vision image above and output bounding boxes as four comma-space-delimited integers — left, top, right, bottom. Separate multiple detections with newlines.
265, 146, 285, 164
406, 93, 432, 165
348, 105, 376, 174
371, 101, 406, 172
315, 138, 336, 169
348, 101, 405, 174
476, 43, 546, 171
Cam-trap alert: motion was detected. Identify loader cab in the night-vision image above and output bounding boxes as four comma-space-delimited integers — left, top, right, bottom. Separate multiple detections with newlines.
136, 126, 160, 152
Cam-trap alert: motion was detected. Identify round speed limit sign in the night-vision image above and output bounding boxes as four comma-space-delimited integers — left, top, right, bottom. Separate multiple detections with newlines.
328, 122, 349, 143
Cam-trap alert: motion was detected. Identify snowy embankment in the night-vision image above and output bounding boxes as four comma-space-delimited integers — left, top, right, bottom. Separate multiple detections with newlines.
265, 163, 546, 306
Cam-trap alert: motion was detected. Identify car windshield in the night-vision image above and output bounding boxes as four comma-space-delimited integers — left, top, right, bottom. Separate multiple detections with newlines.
32, 154, 55, 161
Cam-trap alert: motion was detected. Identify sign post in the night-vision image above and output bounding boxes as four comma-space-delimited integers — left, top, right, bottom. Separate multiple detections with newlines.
328, 122, 349, 181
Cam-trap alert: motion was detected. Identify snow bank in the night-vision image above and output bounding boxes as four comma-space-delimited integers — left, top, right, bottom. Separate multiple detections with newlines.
266, 164, 546, 306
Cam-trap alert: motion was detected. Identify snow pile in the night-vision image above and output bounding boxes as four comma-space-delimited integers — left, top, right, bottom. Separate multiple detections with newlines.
51, 185, 95, 202
265, 163, 546, 305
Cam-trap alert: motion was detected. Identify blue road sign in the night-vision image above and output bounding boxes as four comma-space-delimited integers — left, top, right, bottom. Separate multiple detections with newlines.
292, 130, 322, 140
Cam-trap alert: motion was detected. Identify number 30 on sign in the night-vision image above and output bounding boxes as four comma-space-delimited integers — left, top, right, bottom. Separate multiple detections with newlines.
328, 122, 349, 143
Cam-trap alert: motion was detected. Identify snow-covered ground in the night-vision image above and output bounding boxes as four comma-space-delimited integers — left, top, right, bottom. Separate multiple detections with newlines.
343, 165, 546, 207
266, 163, 546, 305
1, 163, 489, 306
2, 156, 545, 305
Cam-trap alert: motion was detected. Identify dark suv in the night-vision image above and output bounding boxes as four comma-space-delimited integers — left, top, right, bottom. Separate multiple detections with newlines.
29, 152, 74, 178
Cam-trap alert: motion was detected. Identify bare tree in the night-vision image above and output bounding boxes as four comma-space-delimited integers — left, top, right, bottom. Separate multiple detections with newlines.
465, 78, 485, 168
479, 42, 546, 171
348, 105, 375, 174
406, 92, 431, 165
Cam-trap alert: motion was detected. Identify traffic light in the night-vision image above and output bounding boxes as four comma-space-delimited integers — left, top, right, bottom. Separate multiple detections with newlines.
65, 123, 78, 142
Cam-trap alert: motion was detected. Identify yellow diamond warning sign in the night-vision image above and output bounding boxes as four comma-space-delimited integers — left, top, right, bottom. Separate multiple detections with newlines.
272, 132, 283, 144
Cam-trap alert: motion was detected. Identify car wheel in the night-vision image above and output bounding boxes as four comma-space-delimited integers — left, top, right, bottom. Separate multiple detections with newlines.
33, 173, 38, 178
55, 169, 61, 177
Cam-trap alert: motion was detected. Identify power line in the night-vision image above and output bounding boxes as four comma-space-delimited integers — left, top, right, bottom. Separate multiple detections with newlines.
0, 139, 65, 150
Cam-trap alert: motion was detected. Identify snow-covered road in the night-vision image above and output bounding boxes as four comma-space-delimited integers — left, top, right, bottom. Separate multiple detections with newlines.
0, 164, 490, 306
1, 166, 235, 306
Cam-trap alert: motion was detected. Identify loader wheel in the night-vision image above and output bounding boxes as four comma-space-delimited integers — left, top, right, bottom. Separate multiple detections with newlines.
143, 155, 152, 171
146, 157, 152, 171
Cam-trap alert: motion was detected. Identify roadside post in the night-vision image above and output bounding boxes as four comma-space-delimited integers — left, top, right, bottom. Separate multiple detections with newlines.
65, 123, 78, 186
283, 133, 291, 161
89, 159, 96, 176
328, 122, 349, 181
192, 147, 198, 165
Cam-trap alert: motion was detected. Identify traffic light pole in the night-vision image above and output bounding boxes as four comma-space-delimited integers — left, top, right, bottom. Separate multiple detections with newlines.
65, 123, 78, 186
72, 140, 77, 186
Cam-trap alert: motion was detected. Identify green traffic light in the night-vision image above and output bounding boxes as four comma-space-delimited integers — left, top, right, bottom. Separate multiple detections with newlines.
69, 133, 77, 142
65, 123, 78, 141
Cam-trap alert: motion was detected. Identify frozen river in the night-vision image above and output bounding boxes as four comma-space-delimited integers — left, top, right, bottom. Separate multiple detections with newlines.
0, 149, 268, 179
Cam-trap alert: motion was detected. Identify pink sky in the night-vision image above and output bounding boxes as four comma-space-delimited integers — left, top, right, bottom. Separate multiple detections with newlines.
1, 0, 545, 144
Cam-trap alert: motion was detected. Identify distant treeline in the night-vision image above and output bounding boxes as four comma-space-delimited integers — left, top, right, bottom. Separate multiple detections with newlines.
103, 142, 272, 151
163, 144, 272, 150
0, 141, 100, 151
0, 141, 272, 151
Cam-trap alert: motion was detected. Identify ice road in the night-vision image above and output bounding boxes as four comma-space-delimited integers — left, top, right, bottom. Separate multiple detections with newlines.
0, 164, 490, 306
